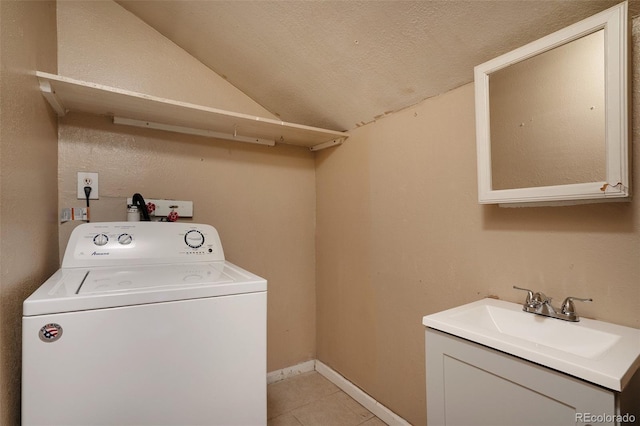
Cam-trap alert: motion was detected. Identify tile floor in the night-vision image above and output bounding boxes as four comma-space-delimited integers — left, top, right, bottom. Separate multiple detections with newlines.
267, 371, 388, 426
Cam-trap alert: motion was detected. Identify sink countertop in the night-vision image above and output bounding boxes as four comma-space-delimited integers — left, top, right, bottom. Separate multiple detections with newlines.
422, 298, 640, 391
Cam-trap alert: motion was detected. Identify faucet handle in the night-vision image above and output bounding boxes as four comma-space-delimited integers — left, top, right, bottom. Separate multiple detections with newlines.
513, 286, 535, 307
533, 292, 550, 304
561, 296, 593, 315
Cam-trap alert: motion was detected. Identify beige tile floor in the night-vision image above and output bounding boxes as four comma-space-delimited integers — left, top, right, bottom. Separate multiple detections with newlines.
267, 371, 387, 426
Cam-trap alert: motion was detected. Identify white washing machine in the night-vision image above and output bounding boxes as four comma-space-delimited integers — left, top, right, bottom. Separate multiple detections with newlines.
22, 222, 267, 426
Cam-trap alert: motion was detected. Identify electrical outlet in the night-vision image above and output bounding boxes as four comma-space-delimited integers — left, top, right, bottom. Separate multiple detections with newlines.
77, 172, 99, 199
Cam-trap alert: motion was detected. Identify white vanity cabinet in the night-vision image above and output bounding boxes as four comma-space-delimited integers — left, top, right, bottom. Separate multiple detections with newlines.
425, 328, 639, 426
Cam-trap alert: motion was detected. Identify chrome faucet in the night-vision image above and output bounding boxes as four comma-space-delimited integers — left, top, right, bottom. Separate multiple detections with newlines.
513, 286, 592, 322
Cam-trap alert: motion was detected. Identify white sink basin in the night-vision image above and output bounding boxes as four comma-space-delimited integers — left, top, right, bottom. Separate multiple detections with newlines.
422, 298, 640, 391
450, 303, 621, 359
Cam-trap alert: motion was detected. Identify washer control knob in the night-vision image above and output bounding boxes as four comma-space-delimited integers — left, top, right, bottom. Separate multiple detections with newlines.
93, 233, 109, 246
118, 233, 133, 245
184, 230, 205, 249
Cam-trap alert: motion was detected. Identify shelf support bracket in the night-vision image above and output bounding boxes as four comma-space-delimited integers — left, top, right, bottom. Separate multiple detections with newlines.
38, 80, 67, 116
113, 117, 276, 147
309, 138, 345, 151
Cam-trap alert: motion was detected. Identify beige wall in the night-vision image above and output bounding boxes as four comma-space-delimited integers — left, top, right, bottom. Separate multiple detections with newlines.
0, 1, 58, 424
57, 0, 276, 118
315, 15, 640, 426
56, 1, 317, 373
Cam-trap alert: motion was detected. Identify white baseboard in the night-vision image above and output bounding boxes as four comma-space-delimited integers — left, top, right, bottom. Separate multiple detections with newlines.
267, 359, 411, 426
266, 359, 316, 384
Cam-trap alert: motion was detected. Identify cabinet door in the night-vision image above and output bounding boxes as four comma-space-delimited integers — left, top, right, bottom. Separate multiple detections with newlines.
425, 329, 615, 426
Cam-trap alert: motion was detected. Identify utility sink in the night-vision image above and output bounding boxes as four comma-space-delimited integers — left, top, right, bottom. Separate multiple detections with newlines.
422, 298, 640, 391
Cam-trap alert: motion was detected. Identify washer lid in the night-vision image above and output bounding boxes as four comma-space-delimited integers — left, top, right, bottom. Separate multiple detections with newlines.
23, 261, 266, 316
77, 263, 234, 295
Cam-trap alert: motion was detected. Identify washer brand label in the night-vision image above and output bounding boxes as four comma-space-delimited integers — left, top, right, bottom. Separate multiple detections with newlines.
91, 251, 109, 256
39, 323, 63, 343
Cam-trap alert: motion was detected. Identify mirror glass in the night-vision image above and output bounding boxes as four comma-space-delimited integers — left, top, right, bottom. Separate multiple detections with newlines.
475, 2, 629, 205
489, 30, 605, 190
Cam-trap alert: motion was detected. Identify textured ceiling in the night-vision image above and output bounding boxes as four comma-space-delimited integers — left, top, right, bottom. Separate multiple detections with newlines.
116, 0, 639, 131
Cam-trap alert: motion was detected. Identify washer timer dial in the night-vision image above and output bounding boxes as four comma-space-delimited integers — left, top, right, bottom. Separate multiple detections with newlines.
184, 230, 205, 248
93, 233, 109, 246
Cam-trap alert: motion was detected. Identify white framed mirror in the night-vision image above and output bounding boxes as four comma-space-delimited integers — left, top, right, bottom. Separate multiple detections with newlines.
475, 2, 629, 206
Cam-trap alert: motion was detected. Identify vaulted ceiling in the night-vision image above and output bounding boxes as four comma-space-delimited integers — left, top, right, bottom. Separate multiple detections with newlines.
117, 0, 638, 131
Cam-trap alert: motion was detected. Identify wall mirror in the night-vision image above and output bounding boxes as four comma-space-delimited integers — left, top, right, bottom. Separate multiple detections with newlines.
475, 2, 629, 206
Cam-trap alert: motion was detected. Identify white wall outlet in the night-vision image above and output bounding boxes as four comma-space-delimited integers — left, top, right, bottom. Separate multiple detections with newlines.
77, 172, 99, 199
